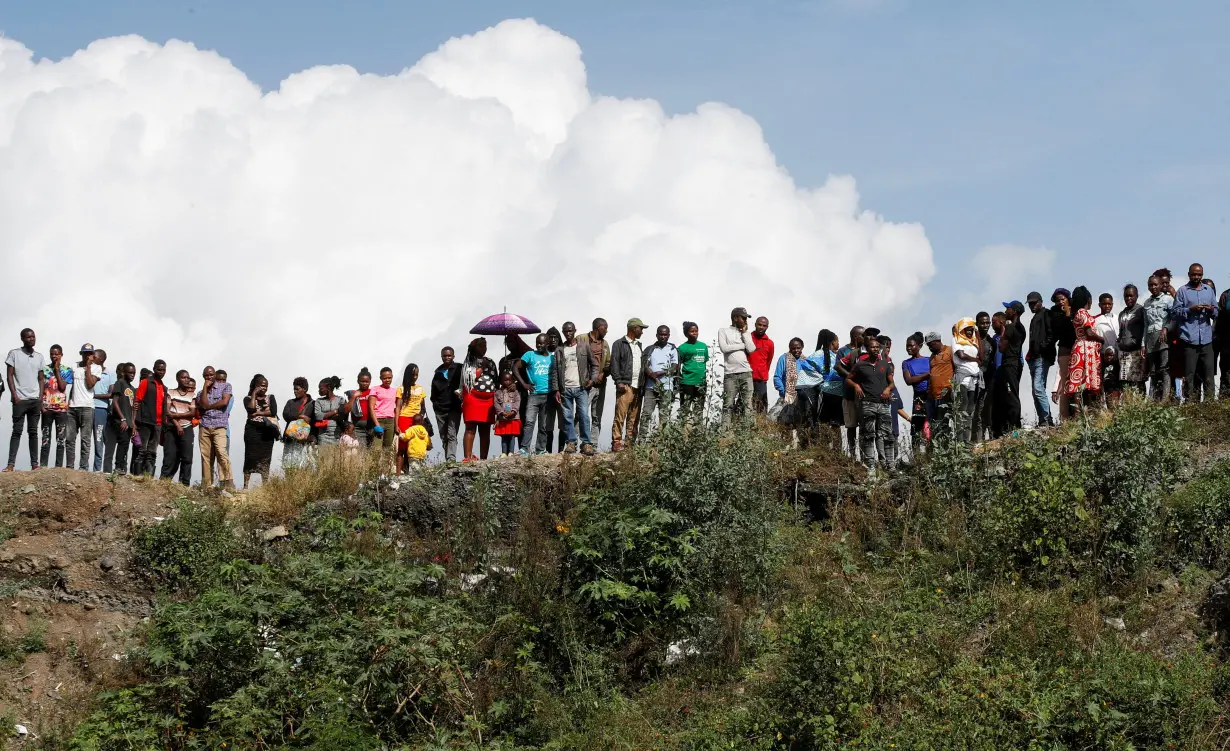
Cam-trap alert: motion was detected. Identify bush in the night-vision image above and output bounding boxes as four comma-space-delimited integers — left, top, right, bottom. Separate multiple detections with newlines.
72, 515, 477, 750
131, 498, 239, 592
564, 421, 787, 654
1168, 459, 1230, 568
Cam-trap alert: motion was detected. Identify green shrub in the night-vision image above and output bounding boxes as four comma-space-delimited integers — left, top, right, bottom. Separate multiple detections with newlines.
565, 421, 786, 651
131, 498, 240, 592
1168, 459, 1230, 568
72, 515, 477, 750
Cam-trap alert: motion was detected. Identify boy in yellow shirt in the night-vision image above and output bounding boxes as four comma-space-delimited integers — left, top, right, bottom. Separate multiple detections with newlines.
400, 413, 432, 469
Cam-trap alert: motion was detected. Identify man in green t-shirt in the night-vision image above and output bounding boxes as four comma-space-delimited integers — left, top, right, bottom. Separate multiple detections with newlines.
677, 322, 709, 421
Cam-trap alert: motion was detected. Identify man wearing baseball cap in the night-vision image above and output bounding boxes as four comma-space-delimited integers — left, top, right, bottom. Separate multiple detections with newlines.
66, 344, 101, 470
609, 318, 645, 451
1023, 291, 1055, 427
994, 301, 1027, 436
718, 307, 757, 425
924, 332, 954, 439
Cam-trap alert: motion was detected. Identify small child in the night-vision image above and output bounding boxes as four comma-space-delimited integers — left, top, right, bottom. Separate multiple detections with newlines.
400, 413, 432, 470
340, 422, 360, 449
1101, 346, 1122, 408
493, 372, 522, 456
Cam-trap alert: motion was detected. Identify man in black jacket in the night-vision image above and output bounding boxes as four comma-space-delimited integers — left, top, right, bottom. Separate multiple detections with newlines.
430, 347, 463, 462
1024, 291, 1055, 427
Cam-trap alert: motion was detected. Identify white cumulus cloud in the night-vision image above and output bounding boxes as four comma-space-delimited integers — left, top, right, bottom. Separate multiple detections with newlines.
0, 18, 934, 459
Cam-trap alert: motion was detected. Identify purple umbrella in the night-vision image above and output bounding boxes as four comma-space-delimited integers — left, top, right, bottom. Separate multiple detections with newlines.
469, 311, 541, 336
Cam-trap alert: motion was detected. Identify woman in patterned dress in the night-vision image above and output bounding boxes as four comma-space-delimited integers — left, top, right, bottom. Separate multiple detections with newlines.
1065, 286, 1105, 411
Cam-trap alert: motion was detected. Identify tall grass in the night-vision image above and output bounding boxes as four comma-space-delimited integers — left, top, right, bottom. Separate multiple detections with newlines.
245, 445, 391, 519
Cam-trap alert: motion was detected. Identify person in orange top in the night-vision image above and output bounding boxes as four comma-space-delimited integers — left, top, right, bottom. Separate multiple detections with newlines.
925, 332, 954, 441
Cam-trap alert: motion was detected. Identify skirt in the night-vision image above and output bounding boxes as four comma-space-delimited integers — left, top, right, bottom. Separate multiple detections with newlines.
243, 420, 276, 474
818, 392, 845, 426
463, 390, 495, 424
494, 418, 522, 436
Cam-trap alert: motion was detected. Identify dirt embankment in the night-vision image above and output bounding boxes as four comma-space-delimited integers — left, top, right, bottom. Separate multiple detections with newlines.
0, 470, 195, 742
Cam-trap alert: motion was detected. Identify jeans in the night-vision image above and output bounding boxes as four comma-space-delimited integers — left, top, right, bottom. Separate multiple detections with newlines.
611, 385, 640, 446
522, 393, 553, 453
561, 387, 592, 446
1183, 342, 1216, 403
102, 418, 130, 473
859, 400, 896, 470
794, 385, 821, 446
1147, 348, 1170, 400
1027, 358, 1051, 425
639, 383, 673, 439
752, 379, 769, 413
92, 406, 109, 471
8, 399, 40, 469
931, 390, 954, 442
41, 411, 70, 467
679, 383, 705, 422
134, 423, 161, 476
199, 426, 232, 486
160, 425, 194, 486
589, 380, 608, 440
64, 406, 94, 470
722, 371, 754, 424
993, 363, 1023, 437
434, 408, 462, 461
953, 384, 978, 444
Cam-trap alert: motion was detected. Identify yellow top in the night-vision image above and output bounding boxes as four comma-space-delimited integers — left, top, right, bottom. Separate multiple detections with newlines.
402, 424, 430, 459
395, 384, 426, 418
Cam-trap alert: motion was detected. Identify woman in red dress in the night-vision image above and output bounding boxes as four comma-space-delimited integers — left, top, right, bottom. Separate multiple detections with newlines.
1065, 286, 1105, 413
460, 338, 498, 461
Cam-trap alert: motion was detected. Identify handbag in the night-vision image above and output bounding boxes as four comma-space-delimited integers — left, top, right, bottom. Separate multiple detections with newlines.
284, 419, 311, 441
258, 417, 281, 439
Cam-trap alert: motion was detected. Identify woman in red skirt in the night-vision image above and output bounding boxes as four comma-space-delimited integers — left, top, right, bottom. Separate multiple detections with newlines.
460, 338, 498, 461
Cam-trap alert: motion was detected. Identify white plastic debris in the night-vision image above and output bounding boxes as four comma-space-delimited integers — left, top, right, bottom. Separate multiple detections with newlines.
14, 724, 28, 736
1103, 617, 1126, 632
460, 574, 487, 592
665, 640, 700, 666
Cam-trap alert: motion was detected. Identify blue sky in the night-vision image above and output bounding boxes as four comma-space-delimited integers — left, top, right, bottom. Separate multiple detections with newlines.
6, 0, 1228, 307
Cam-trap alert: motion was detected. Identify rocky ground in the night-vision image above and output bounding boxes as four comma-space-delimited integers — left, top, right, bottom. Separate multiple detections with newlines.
0, 470, 194, 744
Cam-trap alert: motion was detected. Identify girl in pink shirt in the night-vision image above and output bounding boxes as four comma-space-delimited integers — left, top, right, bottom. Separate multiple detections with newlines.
370, 366, 398, 450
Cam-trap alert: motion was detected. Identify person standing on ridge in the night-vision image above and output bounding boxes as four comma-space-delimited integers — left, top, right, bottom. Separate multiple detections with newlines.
718, 307, 757, 425
609, 318, 646, 451
835, 326, 866, 457
103, 362, 135, 474
461, 338, 498, 461
586, 319, 611, 442
847, 334, 897, 473
161, 370, 196, 486
640, 324, 679, 439
749, 316, 774, 414
925, 332, 954, 439
132, 360, 167, 477
66, 344, 101, 470
1143, 275, 1173, 400
677, 322, 709, 421
5, 329, 45, 471
1024, 291, 1055, 427
197, 365, 234, 488
430, 347, 463, 461
516, 334, 557, 455
1117, 284, 1147, 396
555, 321, 599, 455
995, 301, 1027, 436
1172, 262, 1218, 402
90, 349, 112, 471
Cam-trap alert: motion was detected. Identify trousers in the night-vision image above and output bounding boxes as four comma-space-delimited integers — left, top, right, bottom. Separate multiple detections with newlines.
199, 426, 232, 486
993, 363, 1022, 437
160, 425, 194, 486
1027, 358, 1051, 425
561, 387, 592, 446
639, 384, 673, 439
611, 385, 640, 445
102, 418, 131, 474
8, 399, 40, 468
722, 372, 754, 424
522, 393, 554, 453
64, 406, 94, 470
859, 400, 896, 470
434, 408, 462, 461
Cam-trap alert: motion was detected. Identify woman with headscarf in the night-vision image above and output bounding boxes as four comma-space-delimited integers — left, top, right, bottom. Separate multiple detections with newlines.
1049, 288, 1077, 422
242, 373, 278, 488
281, 376, 313, 469
461, 338, 498, 461
1065, 285, 1104, 411
952, 318, 983, 443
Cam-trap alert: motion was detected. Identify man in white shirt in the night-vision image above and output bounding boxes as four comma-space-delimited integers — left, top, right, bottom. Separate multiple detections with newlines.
717, 307, 757, 425
5, 328, 46, 471
67, 344, 102, 470
1095, 293, 1120, 354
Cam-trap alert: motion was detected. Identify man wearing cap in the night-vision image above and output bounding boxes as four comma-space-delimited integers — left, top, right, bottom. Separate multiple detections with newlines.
90, 349, 113, 472
66, 344, 101, 470
925, 332, 954, 439
749, 316, 774, 414
1023, 291, 1056, 427
718, 307, 757, 425
609, 318, 646, 451
994, 302, 1027, 437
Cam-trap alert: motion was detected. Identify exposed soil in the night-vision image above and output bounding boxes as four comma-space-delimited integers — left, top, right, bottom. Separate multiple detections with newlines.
0, 470, 199, 744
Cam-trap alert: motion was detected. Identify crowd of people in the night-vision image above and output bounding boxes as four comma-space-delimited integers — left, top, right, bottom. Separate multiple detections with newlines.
3, 263, 1227, 484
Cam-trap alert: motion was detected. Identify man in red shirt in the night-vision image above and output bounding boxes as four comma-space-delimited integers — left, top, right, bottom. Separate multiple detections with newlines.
749, 316, 774, 414
132, 359, 168, 477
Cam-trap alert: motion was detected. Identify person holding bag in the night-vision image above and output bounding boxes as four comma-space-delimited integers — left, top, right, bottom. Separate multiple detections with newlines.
242, 374, 279, 488
282, 376, 313, 470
